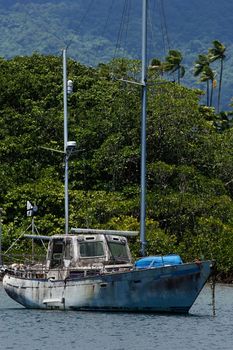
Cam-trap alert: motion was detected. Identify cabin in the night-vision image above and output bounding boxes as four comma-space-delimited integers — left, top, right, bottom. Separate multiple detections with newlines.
43, 228, 136, 280
5, 228, 137, 280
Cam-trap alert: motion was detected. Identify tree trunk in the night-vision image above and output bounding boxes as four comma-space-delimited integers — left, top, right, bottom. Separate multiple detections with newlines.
217, 59, 224, 113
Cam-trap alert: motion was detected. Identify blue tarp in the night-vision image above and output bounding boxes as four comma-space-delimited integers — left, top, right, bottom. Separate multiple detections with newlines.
135, 255, 183, 269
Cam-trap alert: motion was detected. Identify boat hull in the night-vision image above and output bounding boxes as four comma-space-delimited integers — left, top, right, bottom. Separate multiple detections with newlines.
3, 261, 212, 313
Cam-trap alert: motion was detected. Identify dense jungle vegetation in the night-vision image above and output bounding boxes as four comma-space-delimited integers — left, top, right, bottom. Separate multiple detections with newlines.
0, 54, 233, 281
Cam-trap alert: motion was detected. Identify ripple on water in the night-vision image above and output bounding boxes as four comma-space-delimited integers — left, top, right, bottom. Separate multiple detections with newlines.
0, 284, 233, 350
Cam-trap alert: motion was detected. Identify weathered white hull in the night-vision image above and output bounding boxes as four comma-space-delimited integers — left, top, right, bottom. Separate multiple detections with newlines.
3, 261, 212, 313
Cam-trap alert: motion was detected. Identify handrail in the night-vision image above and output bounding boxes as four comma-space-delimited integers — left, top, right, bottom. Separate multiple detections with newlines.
70, 228, 139, 237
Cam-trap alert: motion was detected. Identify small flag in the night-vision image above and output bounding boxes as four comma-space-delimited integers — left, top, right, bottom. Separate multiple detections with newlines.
27, 201, 38, 217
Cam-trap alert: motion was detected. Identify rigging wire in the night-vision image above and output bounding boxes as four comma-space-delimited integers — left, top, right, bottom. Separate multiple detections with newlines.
113, 0, 130, 60
11, 0, 172, 67
67, 0, 95, 60
100, 0, 115, 39
93, 0, 115, 66
159, 0, 177, 82
154, 0, 176, 82
75, 0, 95, 35
18, 7, 66, 56
22, 0, 96, 56
158, 0, 171, 54
148, 0, 157, 62
121, 0, 131, 57
160, 0, 171, 51
156, 0, 166, 57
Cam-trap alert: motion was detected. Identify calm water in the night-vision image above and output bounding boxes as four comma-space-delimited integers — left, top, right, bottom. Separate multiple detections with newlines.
0, 282, 232, 350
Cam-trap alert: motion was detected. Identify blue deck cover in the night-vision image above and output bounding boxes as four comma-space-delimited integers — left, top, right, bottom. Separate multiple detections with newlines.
135, 254, 183, 269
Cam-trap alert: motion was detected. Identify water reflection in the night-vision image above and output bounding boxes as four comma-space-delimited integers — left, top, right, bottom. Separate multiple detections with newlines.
0, 283, 232, 350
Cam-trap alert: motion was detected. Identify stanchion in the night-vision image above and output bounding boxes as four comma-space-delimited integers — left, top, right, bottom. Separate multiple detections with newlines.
210, 270, 216, 316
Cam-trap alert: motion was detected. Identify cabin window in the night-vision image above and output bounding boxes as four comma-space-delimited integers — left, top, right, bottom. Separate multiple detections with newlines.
79, 241, 104, 257
53, 240, 63, 255
50, 239, 64, 268
108, 242, 129, 261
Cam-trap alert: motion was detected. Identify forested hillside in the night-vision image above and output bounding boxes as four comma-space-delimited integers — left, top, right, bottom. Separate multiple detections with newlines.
0, 0, 233, 109
0, 54, 233, 279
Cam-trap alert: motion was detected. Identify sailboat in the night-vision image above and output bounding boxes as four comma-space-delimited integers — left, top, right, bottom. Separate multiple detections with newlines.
3, 0, 213, 313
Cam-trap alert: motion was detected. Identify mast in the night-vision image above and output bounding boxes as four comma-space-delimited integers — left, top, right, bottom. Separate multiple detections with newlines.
63, 48, 75, 235
140, 0, 148, 256
63, 48, 69, 235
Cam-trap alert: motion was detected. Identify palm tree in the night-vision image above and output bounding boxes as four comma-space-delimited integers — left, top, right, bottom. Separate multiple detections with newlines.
193, 54, 210, 106
208, 40, 226, 112
193, 54, 210, 76
164, 50, 185, 84
200, 66, 216, 107
149, 58, 164, 77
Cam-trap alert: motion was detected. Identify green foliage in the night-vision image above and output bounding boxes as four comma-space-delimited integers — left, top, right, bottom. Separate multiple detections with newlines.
193, 40, 227, 111
208, 40, 226, 63
193, 54, 210, 77
1, 54, 233, 278
208, 40, 226, 112
179, 217, 233, 273
145, 219, 178, 257
164, 50, 185, 84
